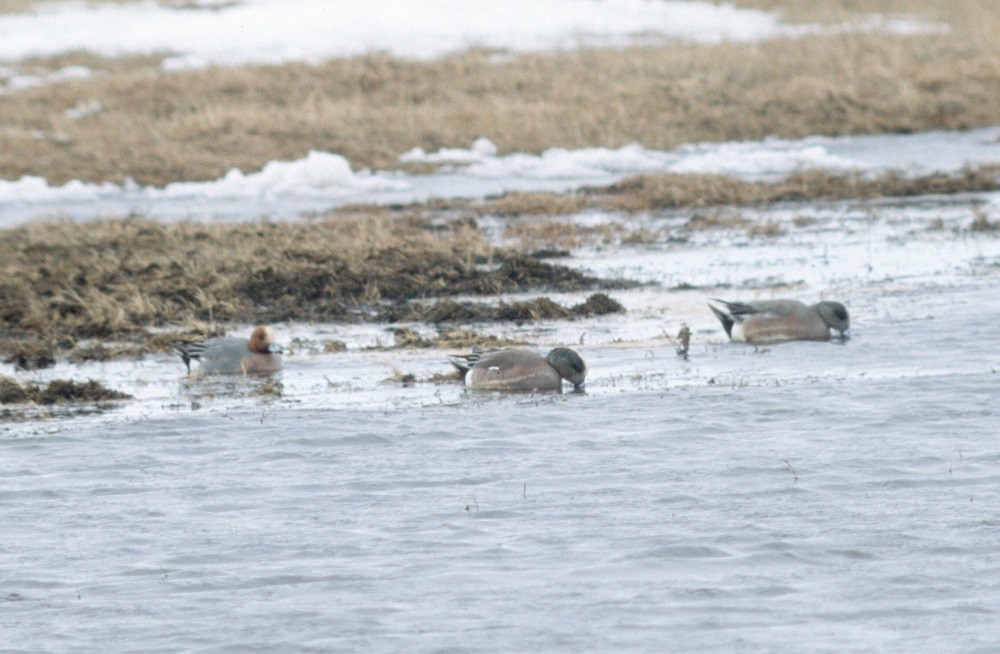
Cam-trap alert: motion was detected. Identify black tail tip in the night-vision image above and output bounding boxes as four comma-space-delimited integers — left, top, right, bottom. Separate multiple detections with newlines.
708, 303, 735, 339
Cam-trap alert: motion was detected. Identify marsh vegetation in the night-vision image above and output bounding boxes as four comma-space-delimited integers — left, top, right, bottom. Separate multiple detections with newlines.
2, 1, 999, 185
1, 0, 998, 382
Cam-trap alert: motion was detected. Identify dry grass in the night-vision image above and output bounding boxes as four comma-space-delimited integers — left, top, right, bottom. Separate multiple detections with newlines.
484, 192, 589, 217
385, 327, 526, 350
502, 219, 675, 250
503, 220, 625, 250
683, 212, 750, 231
68, 341, 146, 363
430, 166, 1000, 218
0, 0, 42, 11
381, 293, 626, 324
330, 166, 1000, 253
746, 220, 786, 238
0, 0, 35, 12
594, 166, 1000, 212
970, 208, 999, 231
2, 1, 1000, 185
0, 213, 628, 354
738, 0, 999, 35
0, 376, 131, 405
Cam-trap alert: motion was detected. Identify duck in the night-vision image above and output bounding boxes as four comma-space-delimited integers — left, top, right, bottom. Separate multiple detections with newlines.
708, 299, 850, 343
449, 346, 587, 392
175, 325, 283, 375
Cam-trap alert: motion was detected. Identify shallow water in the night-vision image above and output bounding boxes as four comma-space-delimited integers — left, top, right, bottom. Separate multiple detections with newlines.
2, 190, 999, 651
1, 291, 997, 652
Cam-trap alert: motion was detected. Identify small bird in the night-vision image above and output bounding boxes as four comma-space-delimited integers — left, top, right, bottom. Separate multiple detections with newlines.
449, 347, 587, 392
175, 326, 283, 375
708, 298, 850, 344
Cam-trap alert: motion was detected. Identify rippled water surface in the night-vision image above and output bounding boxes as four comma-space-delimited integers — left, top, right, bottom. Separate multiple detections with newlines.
2, 193, 999, 652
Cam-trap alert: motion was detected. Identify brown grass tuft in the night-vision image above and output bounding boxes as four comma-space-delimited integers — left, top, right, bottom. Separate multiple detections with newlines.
0, 337, 58, 370
382, 292, 625, 324
504, 219, 628, 250
595, 167, 1000, 212
970, 209, 999, 231
69, 341, 146, 363
0, 215, 629, 353
0, 376, 131, 405
385, 327, 526, 350
747, 220, 786, 238
398, 166, 1000, 220
484, 192, 589, 217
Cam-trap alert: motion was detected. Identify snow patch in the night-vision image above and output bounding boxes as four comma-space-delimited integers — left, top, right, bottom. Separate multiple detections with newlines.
160, 151, 407, 200
3, 127, 999, 226
1, 64, 93, 93
0, 0, 944, 69
399, 137, 861, 181
0, 151, 406, 206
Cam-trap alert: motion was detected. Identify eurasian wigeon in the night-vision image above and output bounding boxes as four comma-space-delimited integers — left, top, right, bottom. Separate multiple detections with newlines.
175, 326, 283, 375
709, 299, 850, 344
449, 347, 587, 392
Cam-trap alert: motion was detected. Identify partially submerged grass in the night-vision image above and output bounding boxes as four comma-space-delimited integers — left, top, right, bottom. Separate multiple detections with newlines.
68, 341, 147, 363
0, 376, 131, 405
0, 214, 630, 357
746, 220, 786, 238
485, 193, 589, 217
431, 166, 1000, 220
1, 337, 58, 370
384, 327, 526, 350
595, 167, 1000, 212
448, 166, 1000, 251
970, 209, 1000, 231
380, 292, 626, 324
503, 219, 625, 251
2, 0, 1000, 185
249, 379, 283, 398
2, 163, 992, 362
282, 337, 347, 355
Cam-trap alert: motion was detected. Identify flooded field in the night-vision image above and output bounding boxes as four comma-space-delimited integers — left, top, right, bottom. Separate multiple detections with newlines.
2, 187, 998, 651
2, 0, 999, 649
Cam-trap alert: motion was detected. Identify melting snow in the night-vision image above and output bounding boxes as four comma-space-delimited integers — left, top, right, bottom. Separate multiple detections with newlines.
0, 0, 943, 70
2, 127, 998, 226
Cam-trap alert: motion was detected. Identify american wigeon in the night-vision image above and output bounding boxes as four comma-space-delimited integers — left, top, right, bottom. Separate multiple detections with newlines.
449, 347, 587, 392
709, 298, 850, 343
175, 326, 283, 375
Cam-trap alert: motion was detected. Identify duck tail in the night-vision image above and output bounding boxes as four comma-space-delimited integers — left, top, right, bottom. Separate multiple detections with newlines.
708, 302, 735, 339
447, 354, 474, 376
712, 298, 760, 317
448, 345, 494, 377
173, 341, 207, 373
